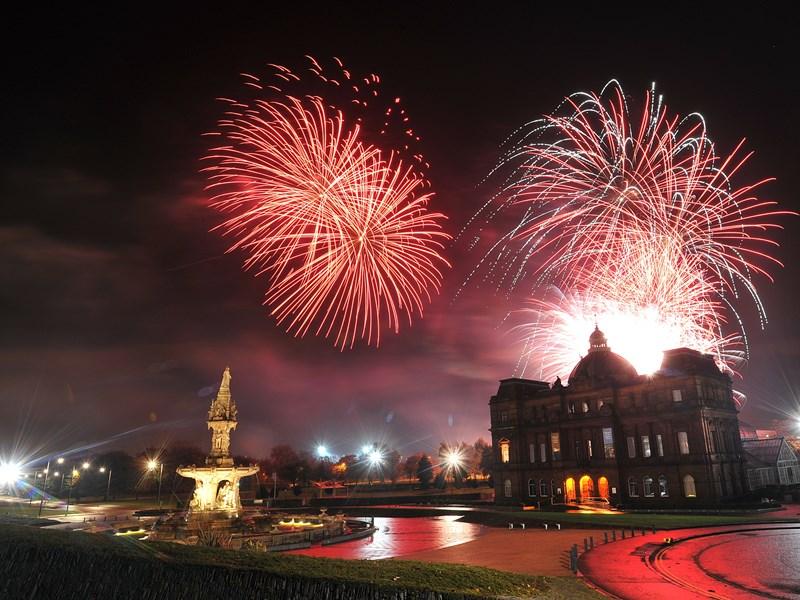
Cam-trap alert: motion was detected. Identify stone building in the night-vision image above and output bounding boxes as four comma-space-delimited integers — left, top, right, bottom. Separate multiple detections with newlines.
489, 327, 747, 507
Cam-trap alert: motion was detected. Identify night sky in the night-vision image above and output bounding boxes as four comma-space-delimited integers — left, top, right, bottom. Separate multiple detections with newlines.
2, 7, 799, 461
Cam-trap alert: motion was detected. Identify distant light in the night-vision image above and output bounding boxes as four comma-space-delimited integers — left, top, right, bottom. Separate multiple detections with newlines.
147, 460, 158, 471
316, 445, 328, 458
0, 461, 22, 485
53, 471, 60, 477
361, 445, 372, 456
444, 448, 465, 471
368, 450, 383, 466
57, 457, 65, 465
82, 462, 90, 470
71, 469, 79, 477
99, 467, 106, 473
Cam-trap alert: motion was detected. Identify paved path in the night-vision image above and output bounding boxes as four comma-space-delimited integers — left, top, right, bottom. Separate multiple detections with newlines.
396, 527, 597, 576
579, 523, 800, 599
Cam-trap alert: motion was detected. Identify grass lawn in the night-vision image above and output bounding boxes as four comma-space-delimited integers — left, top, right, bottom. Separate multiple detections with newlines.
0, 523, 602, 599
466, 509, 784, 530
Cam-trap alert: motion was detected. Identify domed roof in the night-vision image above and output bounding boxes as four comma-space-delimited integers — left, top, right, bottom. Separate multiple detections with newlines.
568, 326, 638, 385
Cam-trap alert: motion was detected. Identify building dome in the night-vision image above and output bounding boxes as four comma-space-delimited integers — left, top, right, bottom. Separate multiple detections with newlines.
568, 326, 638, 385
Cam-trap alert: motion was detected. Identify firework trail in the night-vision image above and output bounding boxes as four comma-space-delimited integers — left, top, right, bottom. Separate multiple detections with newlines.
204, 58, 450, 349
464, 80, 792, 379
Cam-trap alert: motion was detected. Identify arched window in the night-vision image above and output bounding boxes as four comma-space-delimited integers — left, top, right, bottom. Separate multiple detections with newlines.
503, 479, 512, 498
539, 479, 548, 496
628, 477, 638, 497
524, 479, 535, 497
499, 439, 510, 464
581, 401, 590, 413
643, 476, 654, 497
658, 475, 669, 498
683, 474, 697, 498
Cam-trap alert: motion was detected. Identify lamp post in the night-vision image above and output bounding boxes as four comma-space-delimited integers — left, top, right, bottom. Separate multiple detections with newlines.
99, 467, 112, 502
65, 467, 79, 517
37, 460, 51, 517
56, 457, 65, 493
148, 460, 163, 509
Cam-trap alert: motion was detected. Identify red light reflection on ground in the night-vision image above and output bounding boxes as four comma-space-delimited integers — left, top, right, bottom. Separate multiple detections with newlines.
287, 516, 485, 560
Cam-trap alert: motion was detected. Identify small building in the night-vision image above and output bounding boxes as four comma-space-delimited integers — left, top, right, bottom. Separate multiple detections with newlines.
741, 437, 800, 490
489, 327, 747, 508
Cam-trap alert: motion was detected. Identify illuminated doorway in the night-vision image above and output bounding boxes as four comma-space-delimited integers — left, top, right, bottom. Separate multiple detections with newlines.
579, 475, 594, 499
598, 476, 609, 499
565, 477, 577, 503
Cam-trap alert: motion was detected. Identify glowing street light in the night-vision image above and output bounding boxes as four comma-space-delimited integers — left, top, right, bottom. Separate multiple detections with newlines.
0, 461, 22, 486
147, 459, 164, 509
316, 445, 329, 459
361, 444, 372, 456
81, 462, 90, 470
56, 457, 64, 465
368, 449, 384, 466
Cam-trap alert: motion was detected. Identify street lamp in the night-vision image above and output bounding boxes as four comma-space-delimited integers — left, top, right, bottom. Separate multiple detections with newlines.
99, 466, 112, 502
147, 460, 163, 509
65, 467, 80, 517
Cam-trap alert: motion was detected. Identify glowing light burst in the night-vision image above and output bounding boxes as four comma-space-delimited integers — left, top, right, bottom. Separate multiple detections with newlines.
465, 80, 793, 379
204, 58, 450, 349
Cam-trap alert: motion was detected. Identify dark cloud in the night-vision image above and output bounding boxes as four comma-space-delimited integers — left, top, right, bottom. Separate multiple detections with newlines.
1, 7, 799, 460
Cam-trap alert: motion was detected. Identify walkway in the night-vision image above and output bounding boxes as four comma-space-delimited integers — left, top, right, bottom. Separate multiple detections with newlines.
579, 522, 800, 599
397, 527, 597, 576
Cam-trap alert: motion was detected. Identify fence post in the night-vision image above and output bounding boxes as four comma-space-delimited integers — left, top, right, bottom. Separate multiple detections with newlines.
604, 531, 608, 544
612, 529, 617, 541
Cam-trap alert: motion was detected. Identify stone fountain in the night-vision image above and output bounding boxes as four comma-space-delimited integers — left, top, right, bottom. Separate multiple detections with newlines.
177, 366, 259, 517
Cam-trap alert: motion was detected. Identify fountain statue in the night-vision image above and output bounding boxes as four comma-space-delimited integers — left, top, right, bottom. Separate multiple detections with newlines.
177, 367, 259, 515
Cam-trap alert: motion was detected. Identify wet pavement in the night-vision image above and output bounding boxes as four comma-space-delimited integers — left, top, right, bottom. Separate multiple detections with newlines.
580, 523, 800, 599
288, 515, 485, 559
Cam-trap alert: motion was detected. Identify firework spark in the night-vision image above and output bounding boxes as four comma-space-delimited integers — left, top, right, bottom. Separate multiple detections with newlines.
204, 60, 449, 349
467, 80, 792, 379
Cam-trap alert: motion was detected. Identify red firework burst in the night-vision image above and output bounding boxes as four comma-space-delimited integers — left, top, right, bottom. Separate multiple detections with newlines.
204, 62, 450, 349
467, 80, 794, 379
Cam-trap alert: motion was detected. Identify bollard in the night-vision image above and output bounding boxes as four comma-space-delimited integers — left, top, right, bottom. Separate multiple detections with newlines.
544, 523, 548, 531
508, 522, 514, 529
612, 529, 617, 541
584, 537, 589, 551
556, 523, 561, 530
652, 525, 656, 535
570, 545, 578, 573
521, 523, 526, 530
590, 536, 594, 549
631, 527, 635, 538
621, 529, 626, 539
604, 531, 608, 544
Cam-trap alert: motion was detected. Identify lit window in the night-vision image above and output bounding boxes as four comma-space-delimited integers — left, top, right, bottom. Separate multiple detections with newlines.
658, 475, 669, 498
642, 435, 651, 458
643, 476, 654, 497
678, 431, 690, 455
504, 479, 512, 497
499, 439, 510, 463
539, 479, 548, 496
550, 432, 561, 461
683, 474, 696, 498
627, 477, 638, 497
586, 439, 593, 459
529, 443, 536, 463
655, 434, 664, 457
603, 427, 615, 458
500, 411, 508, 424
581, 401, 589, 413
672, 389, 683, 403
540, 442, 546, 463
528, 479, 537, 497
627, 436, 636, 458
